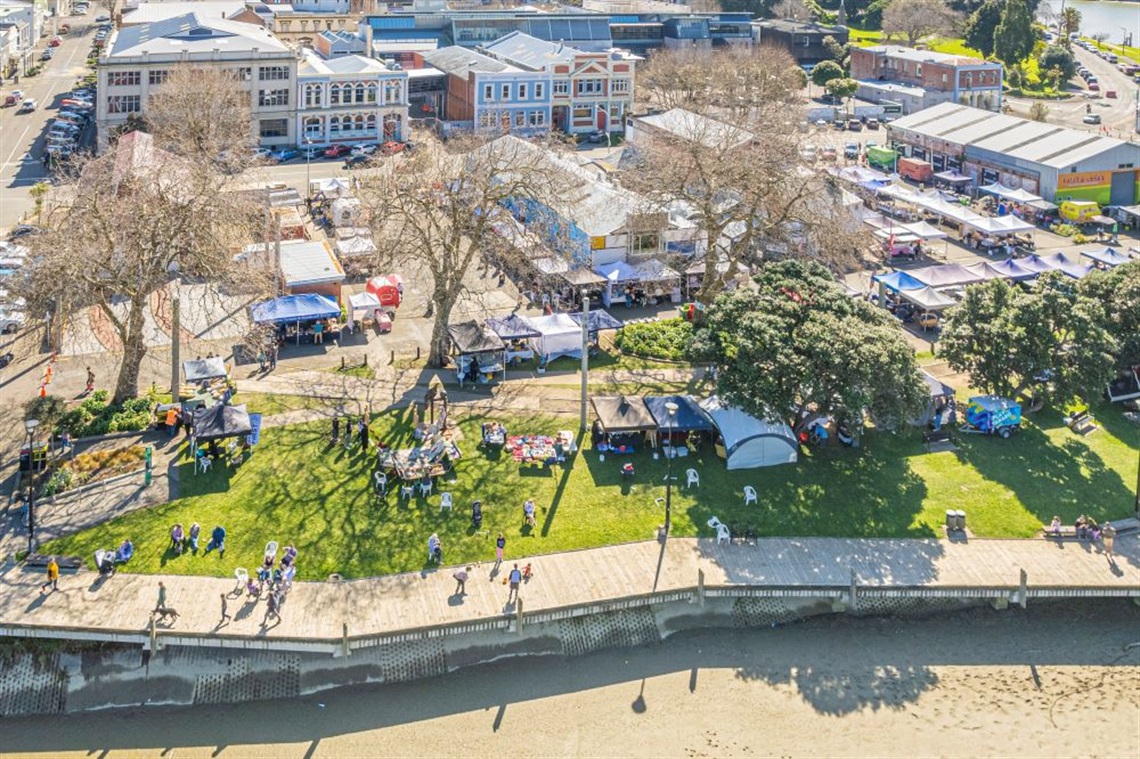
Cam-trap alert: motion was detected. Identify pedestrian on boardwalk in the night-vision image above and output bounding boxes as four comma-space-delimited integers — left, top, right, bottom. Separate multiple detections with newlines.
266, 590, 281, 623
495, 533, 505, 565
219, 592, 230, 623
453, 566, 470, 596
154, 582, 168, 613
85, 367, 95, 394
1102, 522, 1116, 558
40, 557, 59, 594
507, 564, 522, 603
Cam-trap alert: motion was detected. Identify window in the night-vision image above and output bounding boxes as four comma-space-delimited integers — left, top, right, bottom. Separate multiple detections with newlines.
108, 71, 140, 87
479, 111, 497, 129
259, 118, 288, 138
611, 78, 629, 94
519, 83, 527, 100
801, 36, 810, 47
366, 84, 377, 103
514, 111, 525, 127
383, 80, 401, 104
553, 80, 568, 96
528, 110, 545, 126
484, 83, 494, 101
259, 65, 290, 81
916, 64, 923, 76
355, 83, 365, 104
259, 89, 290, 107
304, 83, 322, 107
148, 70, 168, 86
235, 67, 252, 81
534, 82, 544, 99
329, 116, 341, 134
366, 114, 377, 132
501, 84, 510, 100
577, 79, 604, 95
106, 94, 140, 113
632, 232, 658, 252
304, 117, 322, 137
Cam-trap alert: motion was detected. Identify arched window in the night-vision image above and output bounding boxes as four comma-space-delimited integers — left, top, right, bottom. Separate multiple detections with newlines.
304, 84, 321, 108
355, 83, 366, 104
366, 84, 377, 104
366, 114, 377, 132
329, 116, 340, 134
353, 114, 365, 132
304, 116, 322, 137
329, 84, 340, 105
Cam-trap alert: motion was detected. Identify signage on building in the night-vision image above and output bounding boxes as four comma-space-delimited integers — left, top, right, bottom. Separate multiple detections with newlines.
1057, 170, 1111, 189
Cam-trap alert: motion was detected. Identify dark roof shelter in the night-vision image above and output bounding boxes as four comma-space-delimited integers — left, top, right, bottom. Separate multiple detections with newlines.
485, 313, 541, 340
644, 395, 715, 432
192, 403, 252, 442
591, 395, 656, 433
448, 321, 506, 354
920, 370, 955, 399
182, 357, 227, 383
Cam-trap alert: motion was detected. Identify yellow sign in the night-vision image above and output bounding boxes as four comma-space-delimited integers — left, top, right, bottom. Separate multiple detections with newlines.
590, 236, 606, 250
1057, 171, 1111, 189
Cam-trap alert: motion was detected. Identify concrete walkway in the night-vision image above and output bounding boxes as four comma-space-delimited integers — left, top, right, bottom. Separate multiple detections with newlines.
2, 533, 1136, 647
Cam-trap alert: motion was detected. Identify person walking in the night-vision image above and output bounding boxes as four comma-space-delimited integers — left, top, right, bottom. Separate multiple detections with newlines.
495, 533, 505, 565
266, 590, 281, 623
40, 557, 59, 594
507, 564, 522, 603
331, 416, 340, 445
1102, 522, 1117, 558
453, 565, 470, 596
219, 592, 230, 623
85, 367, 95, 394
154, 582, 168, 613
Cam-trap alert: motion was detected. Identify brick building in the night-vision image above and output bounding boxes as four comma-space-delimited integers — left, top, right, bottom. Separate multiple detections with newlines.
850, 45, 1003, 113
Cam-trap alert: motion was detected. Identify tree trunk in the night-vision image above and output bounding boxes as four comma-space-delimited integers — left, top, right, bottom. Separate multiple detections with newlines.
112, 298, 148, 404
428, 289, 460, 367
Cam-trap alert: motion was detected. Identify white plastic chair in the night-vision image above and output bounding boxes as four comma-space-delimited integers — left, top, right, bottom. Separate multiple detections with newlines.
418, 479, 433, 497
264, 541, 279, 561
440, 492, 453, 512
197, 456, 212, 474
716, 523, 731, 545
373, 471, 388, 493
685, 468, 700, 488
234, 567, 249, 592
400, 484, 414, 500
743, 486, 757, 506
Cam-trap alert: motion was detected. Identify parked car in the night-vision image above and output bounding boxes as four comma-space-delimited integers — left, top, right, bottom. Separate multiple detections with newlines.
1083, 113, 1102, 124
1088, 81, 1100, 91
843, 142, 860, 160
847, 118, 863, 131
1105, 90, 1117, 99
40, 49, 54, 61
3, 90, 24, 107
343, 155, 371, 170
6, 225, 40, 241
865, 117, 880, 129
60, 99, 93, 110
300, 145, 323, 159
581, 129, 608, 145
380, 140, 409, 156
49, 36, 62, 46
251, 147, 272, 161
95, 14, 110, 21
18, 99, 37, 113
350, 143, 378, 156
270, 147, 299, 163
324, 144, 351, 158
820, 146, 838, 162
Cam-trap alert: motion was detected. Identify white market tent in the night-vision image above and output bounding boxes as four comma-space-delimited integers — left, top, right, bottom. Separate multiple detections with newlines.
979, 183, 1042, 203
990, 215, 1035, 233
901, 220, 947, 239
310, 177, 352, 199
900, 286, 958, 311
595, 260, 681, 307
521, 313, 582, 361
348, 291, 382, 322
698, 396, 798, 470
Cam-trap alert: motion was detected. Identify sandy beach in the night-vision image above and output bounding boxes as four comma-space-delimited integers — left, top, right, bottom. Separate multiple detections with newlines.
2, 599, 1138, 758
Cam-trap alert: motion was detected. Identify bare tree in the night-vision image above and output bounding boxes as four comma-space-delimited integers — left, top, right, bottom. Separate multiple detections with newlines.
144, 65, 254, 168
772, 0, 811, 20
636, 46, 806, 116
20, 67, 264, 403
356, 132, 567, 367
881, 0, 961, 47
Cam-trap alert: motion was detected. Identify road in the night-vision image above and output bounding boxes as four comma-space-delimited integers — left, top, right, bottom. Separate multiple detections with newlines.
1007, 46, 1139, 135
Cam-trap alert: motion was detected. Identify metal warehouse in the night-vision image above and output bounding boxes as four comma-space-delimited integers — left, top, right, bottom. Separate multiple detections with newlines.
886, 102, 1140, 206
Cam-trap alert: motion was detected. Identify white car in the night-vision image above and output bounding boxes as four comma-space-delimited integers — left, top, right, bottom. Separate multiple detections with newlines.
351, 143, 378, 156
18, 99, 36, 113
0, 308, 24, 334
251, 147, 272, 161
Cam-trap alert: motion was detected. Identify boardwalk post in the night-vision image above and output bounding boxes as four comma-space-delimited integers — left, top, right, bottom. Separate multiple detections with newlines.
516, 598, 524, 635
697, 569, 705, 606
148, 617, 157, 653
849, 569, 858, 612
1018, 568, 1028, 609
341, 622, 350, 658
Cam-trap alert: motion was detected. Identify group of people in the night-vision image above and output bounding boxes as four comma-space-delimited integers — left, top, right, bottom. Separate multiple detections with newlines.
95, 539, 135, 575
246, 544, 298, 620
168, 523, 201, 555
1048, 515, 1117, 557
331, 413, 371, 451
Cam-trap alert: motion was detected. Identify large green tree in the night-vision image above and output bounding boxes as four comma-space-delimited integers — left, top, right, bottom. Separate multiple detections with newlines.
688, 261, 927, 434
1038, 44, 1076, 83
963, 0, 1003, 58
1079, 260, 1140, 370
993, 0, 1036, 65
939, 274, 1117, 403
811, 60, 844, 88
1058, 7, 1081, 48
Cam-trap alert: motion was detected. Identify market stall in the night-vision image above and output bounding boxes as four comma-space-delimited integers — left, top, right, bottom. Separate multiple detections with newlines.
521, 313, 582, 363
591, 395, 656, 453
378, 437, 462, 482
365, 274, 403, 309
504, 431, 575, 466
486, 314, 539, 364
448, 320, 506, 386
568, 309, 624, 348
698, 396, 797, 470
1080, 246, 1132, 268
250, 294, 342, 345
595, 260, 681, 308
644, 394, 715, 453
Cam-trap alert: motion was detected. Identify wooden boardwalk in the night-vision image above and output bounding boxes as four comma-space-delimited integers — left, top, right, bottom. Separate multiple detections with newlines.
1, 534, 1137, 649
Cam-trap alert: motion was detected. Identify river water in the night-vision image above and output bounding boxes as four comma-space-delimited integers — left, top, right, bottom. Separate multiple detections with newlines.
1039, 0, 1140, 44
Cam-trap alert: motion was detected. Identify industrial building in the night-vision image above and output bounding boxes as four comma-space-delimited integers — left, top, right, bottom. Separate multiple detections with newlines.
886, 103, 1140, 205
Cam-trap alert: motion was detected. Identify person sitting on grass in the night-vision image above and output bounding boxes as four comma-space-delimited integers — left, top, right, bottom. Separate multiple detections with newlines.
523, 499, 537, 528
170, 524, 185, 554
428, 533, 442, 564
187, 523, 201, 553
281, 545, 298, 567
1049, 516, 1062, 537
115, 539, 134, 563
205, 525, 226, 556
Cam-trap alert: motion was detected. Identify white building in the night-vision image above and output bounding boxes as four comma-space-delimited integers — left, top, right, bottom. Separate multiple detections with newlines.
95, 13, 299, 150
296, 48, 408, 147
0, 0, 42, 76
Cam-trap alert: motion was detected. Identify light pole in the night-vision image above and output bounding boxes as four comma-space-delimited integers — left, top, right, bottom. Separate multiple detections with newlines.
663, 401, 678, 535
24, 418, 40, 555
579, 287, 589, 431
304, 138, 313, 203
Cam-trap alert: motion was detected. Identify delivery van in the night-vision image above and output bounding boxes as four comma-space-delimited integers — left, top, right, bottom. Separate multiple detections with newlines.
898, 157, 934, 183
1058, 200, 1100, 223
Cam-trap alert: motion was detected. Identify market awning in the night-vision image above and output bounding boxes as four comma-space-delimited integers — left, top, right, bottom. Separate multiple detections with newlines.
569, 310, 624, 331
979, 183, 1042, 203
348, 291, 382, 318
1025, 199, 1058, 212
906, 264, 984, 288
872, 270, 926, 292
974, 258, 1037, 282
899, 286, 958, 311
1035, 253, 1094, 279
561, 268, 607, 286
591, 395, 656, 433
933, 170, 971, 185
643, 395, 715, 432
250, 294, 340, 324
182, 357, 227, 383
448, 320, 506, 354
1080, 247, 1133, 267
596, 260, 680, 284
486, 313, 541, 340
192, 403, 252, 442
900, 220, 948, 240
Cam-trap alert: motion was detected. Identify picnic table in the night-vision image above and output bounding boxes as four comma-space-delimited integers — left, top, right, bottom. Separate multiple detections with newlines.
506, 431, 575, 465
379, 439, 461, 481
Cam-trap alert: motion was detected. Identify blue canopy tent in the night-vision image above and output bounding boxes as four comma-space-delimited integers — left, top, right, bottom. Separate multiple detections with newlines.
986, 258, 1038, 282
1035, 253, 1093, 279
872, 271, 926, 292
644, 395, 715, 436
250, 294, 341, 344
1080, 247, 1132, 268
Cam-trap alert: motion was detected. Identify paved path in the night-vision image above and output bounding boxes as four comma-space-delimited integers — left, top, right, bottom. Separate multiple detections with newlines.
2, 533, 1136, 645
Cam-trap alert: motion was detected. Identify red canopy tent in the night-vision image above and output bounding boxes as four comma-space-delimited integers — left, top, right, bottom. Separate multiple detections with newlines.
366, 274, 404, 308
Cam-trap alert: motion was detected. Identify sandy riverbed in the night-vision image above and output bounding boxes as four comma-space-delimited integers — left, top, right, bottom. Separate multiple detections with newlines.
3, 599, 1138, 758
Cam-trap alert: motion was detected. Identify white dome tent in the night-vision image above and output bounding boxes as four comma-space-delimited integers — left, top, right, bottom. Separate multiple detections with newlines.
698, 396, 798, 470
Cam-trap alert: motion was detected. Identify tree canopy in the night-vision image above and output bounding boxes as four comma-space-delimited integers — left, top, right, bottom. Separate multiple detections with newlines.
963, 0, 1003, 58
1079, 260, 1140, 370
881, 0, 961, 47
938, 274, 1117, 404
688, 261, 927, 434
811, 60, 845, 87
1038, 44, 1077, 83
825, 77, 859, 101
993, 0, 1036, 65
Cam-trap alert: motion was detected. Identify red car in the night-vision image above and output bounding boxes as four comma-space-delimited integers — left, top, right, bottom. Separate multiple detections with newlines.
49, 36, 62, 47
324, 144, 351, 158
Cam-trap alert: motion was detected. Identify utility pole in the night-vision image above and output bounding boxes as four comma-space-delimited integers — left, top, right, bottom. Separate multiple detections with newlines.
579, 288, 589, 431
170, 294, 180, 399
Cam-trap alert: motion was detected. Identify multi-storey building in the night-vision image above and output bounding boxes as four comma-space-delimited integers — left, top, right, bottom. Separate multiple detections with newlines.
753, 19, 848, 65
850, 45, 1003, 113
421, 46, 551, 134
296, 48, 408, 147
480, 31, 635, 135
95, 13, 299, 150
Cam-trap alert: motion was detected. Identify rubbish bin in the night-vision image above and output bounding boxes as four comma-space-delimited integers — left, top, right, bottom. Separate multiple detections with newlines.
946, 510, 957, 530
955, 510, 966, 531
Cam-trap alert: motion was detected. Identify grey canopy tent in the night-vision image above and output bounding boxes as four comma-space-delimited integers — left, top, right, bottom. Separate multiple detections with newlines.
899, 286, 957, 311
183, 357, 227, 383
448, 321, 506, 355
485, 313, 541, 340
192, 403, 252, 442
591, 395, 656, 434
568, 309, 624, 332
448, 321, 506, 386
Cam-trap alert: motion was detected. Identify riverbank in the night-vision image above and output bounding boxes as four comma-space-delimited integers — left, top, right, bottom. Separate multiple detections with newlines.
1, 599, 1137, 758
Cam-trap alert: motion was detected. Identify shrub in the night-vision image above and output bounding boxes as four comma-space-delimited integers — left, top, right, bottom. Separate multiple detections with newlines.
615, 318, 693, 361
59, 393, 152, 438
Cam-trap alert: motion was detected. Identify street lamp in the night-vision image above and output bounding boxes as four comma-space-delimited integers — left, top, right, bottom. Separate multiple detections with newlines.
24, 418, 40, 555
304, 138, 313, 204
663, 401, 678, 535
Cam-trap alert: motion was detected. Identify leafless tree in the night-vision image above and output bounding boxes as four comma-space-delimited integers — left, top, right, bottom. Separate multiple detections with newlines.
143, 65, 254, 169
881, 0, 961, 47
772, 0, 812, 20
356, 132, 568, 367
636, 46, 806, 116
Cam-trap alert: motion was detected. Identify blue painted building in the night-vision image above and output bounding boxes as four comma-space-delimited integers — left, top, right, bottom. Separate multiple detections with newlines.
422, 46, 552, 134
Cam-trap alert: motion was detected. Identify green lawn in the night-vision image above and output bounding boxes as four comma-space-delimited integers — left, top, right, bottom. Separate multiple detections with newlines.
41, 401, 1138, 580
927, 38, 983, 58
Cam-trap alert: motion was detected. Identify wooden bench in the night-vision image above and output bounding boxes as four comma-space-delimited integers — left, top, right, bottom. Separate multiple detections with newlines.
24, 554, 83, 572
1041, 525, 1079, 540
922, 430, 951, 445
1065, 409, 1099, 435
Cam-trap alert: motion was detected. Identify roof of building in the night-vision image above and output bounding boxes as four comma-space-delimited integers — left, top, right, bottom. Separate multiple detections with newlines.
299, 49, 403, 77
421, 45, 520, 79
107, 12, 291, 58
859, 45, 993, 67
755, 18, 847, 34
856, 80, 928, 98
122, 2, 246, 26
889, 102, 1138, 170
244, 239, 344, 287
480, 30, 578, 70
634, 108, 754, 149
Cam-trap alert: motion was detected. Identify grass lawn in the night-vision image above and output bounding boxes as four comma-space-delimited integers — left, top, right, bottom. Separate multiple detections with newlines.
41, 400, 1138, 581
848, 28, 884, 48
927, 38, 983, 58
230, 391, 339, 417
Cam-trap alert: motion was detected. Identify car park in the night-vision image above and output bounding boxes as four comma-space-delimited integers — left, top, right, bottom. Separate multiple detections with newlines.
18, 99, 36, 113
324, 144, 351, 158
270, 147, 299, 163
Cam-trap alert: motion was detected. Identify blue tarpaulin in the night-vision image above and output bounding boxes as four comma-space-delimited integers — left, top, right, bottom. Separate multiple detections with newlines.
250, 294, 340, 324
644, 395, 715, 432
872, 271, 926, 292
